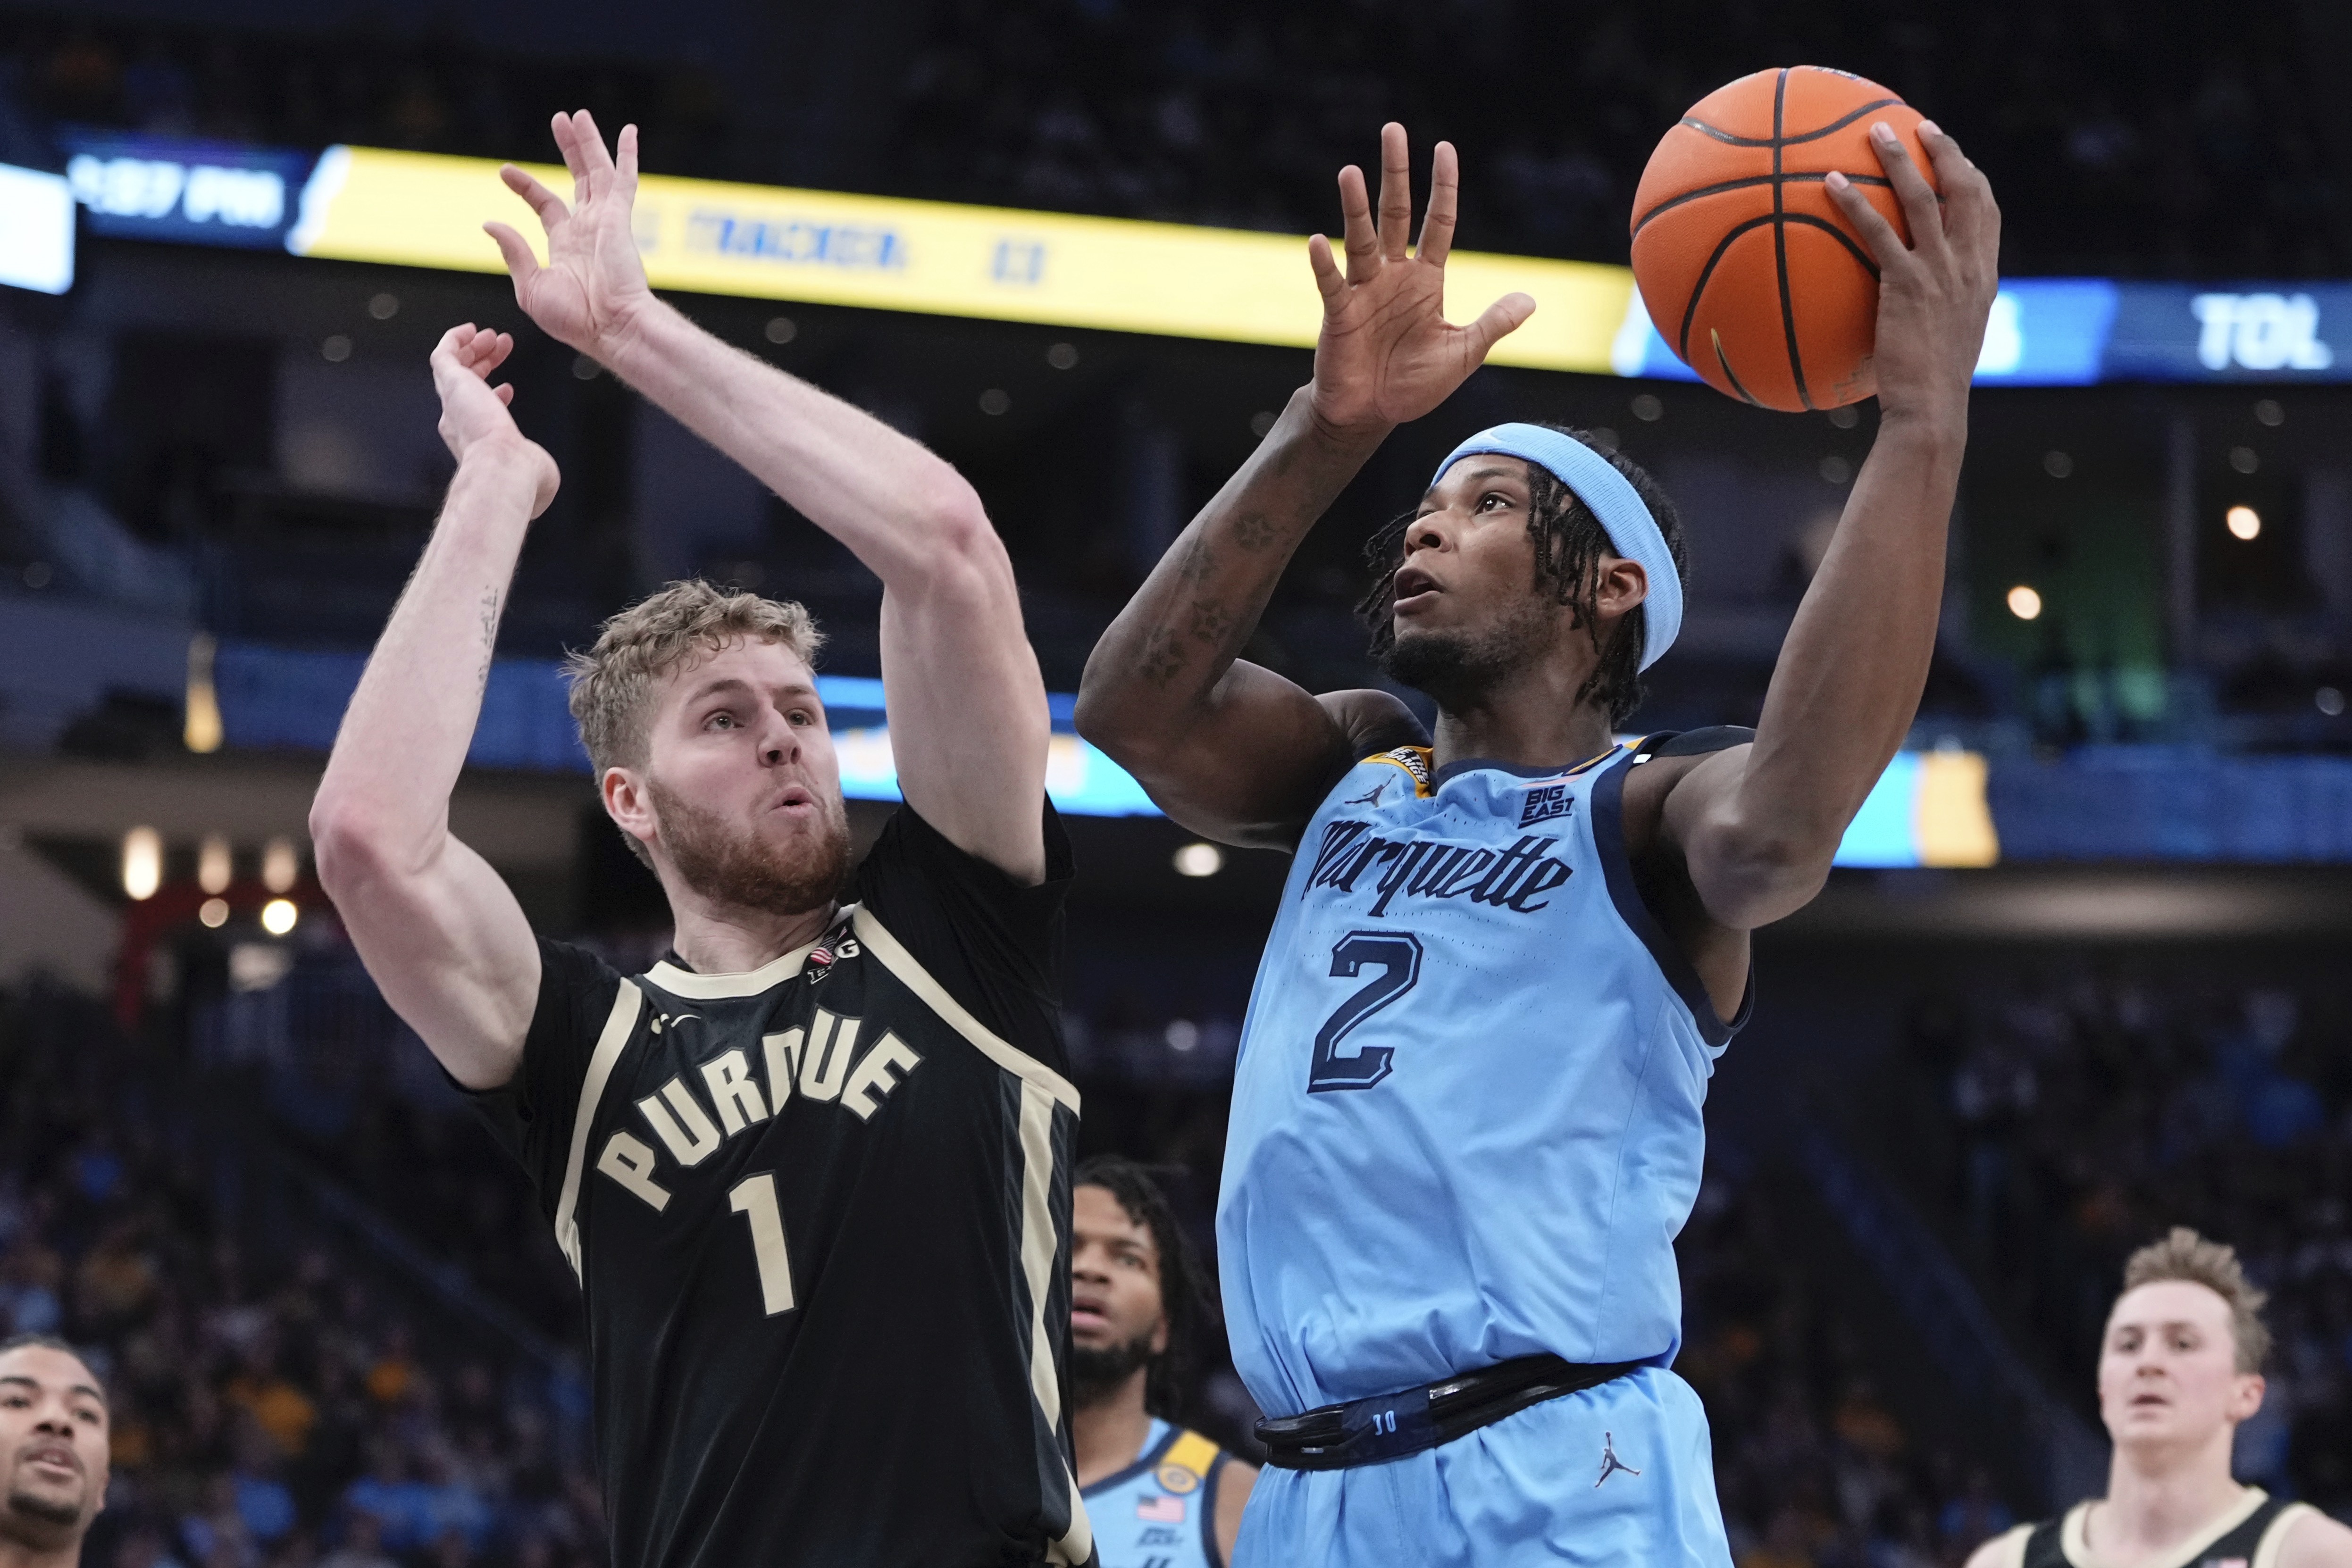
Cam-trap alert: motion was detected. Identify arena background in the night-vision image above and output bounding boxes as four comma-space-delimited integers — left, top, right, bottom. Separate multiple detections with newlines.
3, 1, 2351, 1564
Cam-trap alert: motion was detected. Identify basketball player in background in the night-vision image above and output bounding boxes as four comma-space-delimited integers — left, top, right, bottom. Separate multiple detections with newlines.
1077, 120, 1996, 1564
1968, 1229, 2352, 1568
0, 1335, 108, 1568
1070, 1158, 1254, 1567
312, 111, 1094, 1565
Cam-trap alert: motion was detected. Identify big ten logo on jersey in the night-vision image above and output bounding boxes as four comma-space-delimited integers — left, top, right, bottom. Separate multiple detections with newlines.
593, 1002, 923, 1214
1304, 819, 1573, 918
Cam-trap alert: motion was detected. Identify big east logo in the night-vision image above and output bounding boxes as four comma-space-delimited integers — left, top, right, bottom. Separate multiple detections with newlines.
1519, 782, 1574, 827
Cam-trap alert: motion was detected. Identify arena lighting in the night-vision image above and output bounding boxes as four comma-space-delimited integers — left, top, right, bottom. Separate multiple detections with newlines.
2226, 505, 2262, 541
198, 898, 230, 929
259, 898, 299, 936
1172, 842, 1225, 877
121, 826, 162, 901
261, 837, 300, 894
198, 834, 233, 894
0, 162, 75, 294
184, 634, 224, 753
2007, 584, 2044, 620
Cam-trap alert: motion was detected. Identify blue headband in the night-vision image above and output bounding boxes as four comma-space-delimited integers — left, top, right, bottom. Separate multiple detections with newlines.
1429, 424, 1682, 671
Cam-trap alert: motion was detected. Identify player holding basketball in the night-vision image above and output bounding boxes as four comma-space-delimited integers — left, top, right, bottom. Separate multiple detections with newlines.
1069, 1158, 1255, 1568
312, 112, 1094, 1566
1967, 1229, 2352, 1568
1075, 120, 1997, 1564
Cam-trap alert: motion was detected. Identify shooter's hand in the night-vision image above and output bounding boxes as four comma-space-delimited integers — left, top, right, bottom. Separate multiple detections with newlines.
1825, 120, 2000, 428
485, 110, 657, 362
431, 324, 559, 518
1306, 123, 1536, 436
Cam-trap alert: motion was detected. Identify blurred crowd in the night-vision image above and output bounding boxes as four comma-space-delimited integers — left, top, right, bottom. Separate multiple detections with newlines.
0, 979, 606, 1568
1897, 956, 2352, 1514
1677, 1148, 2017, 1568
2, 0, 2346, 275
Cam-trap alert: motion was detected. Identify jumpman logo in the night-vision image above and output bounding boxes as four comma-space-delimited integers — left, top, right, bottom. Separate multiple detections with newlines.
1343, 780, 1389, 808
1594, 1432, 1641, 1488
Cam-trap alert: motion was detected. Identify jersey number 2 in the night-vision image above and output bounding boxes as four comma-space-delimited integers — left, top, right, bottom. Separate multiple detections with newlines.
1307, 931, 1422, 1093
728, 1173, 795, 1316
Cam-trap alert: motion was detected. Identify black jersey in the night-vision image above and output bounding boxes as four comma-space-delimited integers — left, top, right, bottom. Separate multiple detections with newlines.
2012, 1489, 2314, 1568
466, 805, 1096, 1568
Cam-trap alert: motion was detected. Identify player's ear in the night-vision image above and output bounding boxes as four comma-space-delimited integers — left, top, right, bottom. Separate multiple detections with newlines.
1594, 557, 1649, 620
2229, 1371, 2266, 1424
1149, 1314, 1171, 1358
603, 767, 659, 857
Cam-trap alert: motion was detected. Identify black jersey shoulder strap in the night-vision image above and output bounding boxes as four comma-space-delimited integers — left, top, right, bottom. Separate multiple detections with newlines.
2198, 1493, 2296, 1566
2022, 1515, 2071, 1568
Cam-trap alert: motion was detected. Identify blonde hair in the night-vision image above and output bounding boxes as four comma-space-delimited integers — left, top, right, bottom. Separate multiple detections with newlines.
563, 580, 826, 776
2119, 1226, 2270, 1373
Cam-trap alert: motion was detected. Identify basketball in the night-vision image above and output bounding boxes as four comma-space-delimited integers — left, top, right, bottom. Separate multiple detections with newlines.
1630, 66, 1938, 411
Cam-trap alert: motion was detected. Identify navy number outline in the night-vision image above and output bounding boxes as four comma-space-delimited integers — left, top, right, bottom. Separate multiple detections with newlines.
1307, 930, 1423, 1093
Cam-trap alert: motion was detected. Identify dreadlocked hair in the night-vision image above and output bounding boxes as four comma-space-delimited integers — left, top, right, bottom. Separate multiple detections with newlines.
1075, 1154, 1210, 1423
1357, 425, 1689, 727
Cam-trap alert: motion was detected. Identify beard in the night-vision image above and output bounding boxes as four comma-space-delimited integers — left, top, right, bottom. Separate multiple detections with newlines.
5, 1478, 88, 1533
1069, 1330, 1156, 1409
646, 775, 853, 918
1378, 592, 1558, 709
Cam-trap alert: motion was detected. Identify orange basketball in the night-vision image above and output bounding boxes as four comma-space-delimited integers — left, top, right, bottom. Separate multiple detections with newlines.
1630, 66, 1937, 412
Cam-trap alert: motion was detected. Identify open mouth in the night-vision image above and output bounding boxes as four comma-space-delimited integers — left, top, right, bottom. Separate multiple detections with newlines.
21, 1443, 79, 1479
772, 785, 817, 814
1392, 564, 1441, 613
1070, 1290, 1111, 1334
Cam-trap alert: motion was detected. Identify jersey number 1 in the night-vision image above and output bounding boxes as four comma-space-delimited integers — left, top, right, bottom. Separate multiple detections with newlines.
1307, 931, 1422, 1093
728, 1173, 795, 1315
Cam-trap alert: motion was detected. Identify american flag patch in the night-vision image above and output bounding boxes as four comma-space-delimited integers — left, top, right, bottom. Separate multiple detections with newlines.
1136, 1494, 1185, 1522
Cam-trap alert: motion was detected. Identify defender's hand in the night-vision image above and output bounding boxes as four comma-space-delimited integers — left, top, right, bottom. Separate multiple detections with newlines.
1825, 121, 2000, 428
431, 324, 559, 518
1306, 124, 1535, 436
485, 110, 656, 362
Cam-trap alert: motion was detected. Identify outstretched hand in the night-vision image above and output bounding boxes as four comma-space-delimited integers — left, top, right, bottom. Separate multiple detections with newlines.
1306, 124, 1535, 435
485, 110, 656, 360
1824, 120, 2000, 426
431, 324, 559, 518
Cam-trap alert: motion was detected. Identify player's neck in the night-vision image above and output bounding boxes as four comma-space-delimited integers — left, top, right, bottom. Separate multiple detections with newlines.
0, 1520, 85, 1568
1431, 671, 1617, 778
2092, 1429, 2249, 1560
665, 897, 839, 975
1070, 1370, 1155, 1488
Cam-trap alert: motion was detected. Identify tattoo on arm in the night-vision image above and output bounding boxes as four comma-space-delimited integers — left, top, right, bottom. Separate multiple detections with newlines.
1187, 597, 1235, 646
476, 588, 501, 687
1230, 513, 1278, 550
1139, 625, 1184, 688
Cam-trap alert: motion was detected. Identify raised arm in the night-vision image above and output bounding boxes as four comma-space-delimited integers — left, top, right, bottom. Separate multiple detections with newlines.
486, 112, 1047, 881
1074, 124, 1532, 849
309, 326, 560, 1089
1638, 120, 2000, 929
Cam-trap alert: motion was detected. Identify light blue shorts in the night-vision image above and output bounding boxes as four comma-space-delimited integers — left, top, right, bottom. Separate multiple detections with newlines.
1232, 1366, 1731, 1568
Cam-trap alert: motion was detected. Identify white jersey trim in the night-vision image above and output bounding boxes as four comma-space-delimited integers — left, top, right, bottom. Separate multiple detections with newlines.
552, 979, 645, 1279
2253, 1501, 2319, 1568
640, 906, 858, 999
851, 904, 1089, 1560
2060, 1487, 2269, 1568
850, 907, 1081, 1112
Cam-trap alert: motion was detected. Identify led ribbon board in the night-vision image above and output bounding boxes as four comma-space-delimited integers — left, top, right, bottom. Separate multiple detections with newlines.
285, 145, 1636, 374
55, 132, 2352, 387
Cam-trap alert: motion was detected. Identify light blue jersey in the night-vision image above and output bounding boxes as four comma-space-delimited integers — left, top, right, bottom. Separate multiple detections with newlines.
1081, 1419, 1233, 1568
1219, 739, 1748, 1415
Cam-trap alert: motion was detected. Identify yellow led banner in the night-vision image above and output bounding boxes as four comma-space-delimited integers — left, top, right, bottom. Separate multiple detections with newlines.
287, 145, 1638, 373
